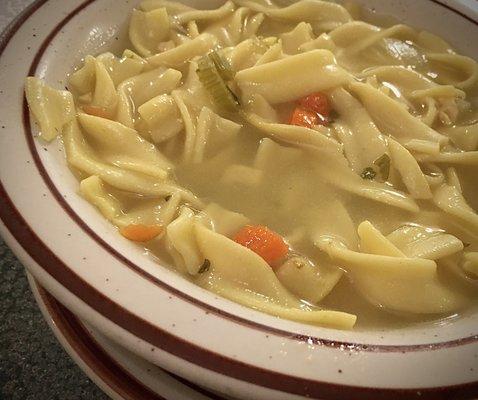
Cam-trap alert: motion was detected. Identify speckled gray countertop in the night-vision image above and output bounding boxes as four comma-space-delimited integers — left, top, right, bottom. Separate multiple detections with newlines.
0, 2, 108, 399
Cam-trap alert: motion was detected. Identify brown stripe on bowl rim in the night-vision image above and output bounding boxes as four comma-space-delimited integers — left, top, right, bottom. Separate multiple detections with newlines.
20, 0, 478, 353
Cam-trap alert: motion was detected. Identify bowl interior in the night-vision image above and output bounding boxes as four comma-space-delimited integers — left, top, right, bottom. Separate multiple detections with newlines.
28, 0, 478, 345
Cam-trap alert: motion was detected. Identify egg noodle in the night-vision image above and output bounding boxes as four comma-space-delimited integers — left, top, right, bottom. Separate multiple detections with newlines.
26, 0, 478, 329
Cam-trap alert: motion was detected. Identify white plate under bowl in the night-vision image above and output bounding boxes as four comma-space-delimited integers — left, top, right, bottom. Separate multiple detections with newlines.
27, 274, 232, 400
0, 1, 477, 399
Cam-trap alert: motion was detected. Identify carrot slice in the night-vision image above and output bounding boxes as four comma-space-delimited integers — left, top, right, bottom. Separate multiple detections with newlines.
298, 92, 331, 118
82, 105, 110, 119
234, 225, 289, 266
119, 224, 163, 242
289, 107, 318, 128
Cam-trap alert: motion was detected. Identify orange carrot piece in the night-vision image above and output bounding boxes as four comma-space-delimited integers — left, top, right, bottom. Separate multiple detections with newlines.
119, 224, 163, 242
82, 105, 110, 119
234, 225, 289, 266
298, 92, 331, 118
289, 107, 318, 128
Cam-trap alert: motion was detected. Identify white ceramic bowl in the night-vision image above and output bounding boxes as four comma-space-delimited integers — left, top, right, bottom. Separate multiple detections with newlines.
1, 1, 477, 399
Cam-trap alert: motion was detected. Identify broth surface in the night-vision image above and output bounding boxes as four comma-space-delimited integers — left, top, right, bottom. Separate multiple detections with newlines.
26, 0, 478, 330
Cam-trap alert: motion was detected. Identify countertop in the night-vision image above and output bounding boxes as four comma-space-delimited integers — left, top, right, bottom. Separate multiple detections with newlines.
0, 2, 108, 399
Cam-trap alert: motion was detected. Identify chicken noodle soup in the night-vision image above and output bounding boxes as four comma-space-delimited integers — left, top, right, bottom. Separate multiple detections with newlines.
25, 0, 478, 330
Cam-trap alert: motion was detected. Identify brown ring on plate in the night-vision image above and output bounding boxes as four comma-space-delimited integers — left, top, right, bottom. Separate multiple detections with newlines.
35, 281, 229, 400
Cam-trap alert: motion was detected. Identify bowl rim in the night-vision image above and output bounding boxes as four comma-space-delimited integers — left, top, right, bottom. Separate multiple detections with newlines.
1, 0, 477, 399
10, 0, 478, 353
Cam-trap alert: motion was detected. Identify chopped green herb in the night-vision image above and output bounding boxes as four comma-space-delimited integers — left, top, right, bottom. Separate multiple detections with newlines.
208, 51, 234, 81
361, 167, 376, 180
327, 109, 339, 124
197, 54, 240, 112
198, 259, 211, 274
374, 153, 391, 180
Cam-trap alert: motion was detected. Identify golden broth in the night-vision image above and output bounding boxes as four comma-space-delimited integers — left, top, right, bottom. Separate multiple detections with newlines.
26, 0, 478, 330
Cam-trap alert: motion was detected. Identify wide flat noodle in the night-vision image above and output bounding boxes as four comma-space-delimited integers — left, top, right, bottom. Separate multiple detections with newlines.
329, 87, 387, 173
276, 257, 343, 305
64, 120, 201, 206
129, 8, 170, 57
195, 224, 356, 329
204, 7, 255, 47
141, 0, 235, 24
97, 51, 146, 87
192, 107, 242, 163
433, 183, 478, 232
426, 53, 478, 89
387, 225, 463, 260
138, 94, 184, 144
78, 113, 172, 179
80, 175, 174, 228
317, 236, 466, 314
25, 78, 75, 141
280, 22, 314, 55
90, 59, 118, 114
69, 56, 96, 95
167, 207, 206, 275
307, 147, 420, 213
360, 66, 465, 100
245, 112, 343, 153
116, 67, 182, 128
349, 82, 448, 145
308, 195, 359, 250
439, 123, 478, 152
236, 50, 352, 104
173, 1, 235, 24
79, 175, 123, 222
147, 33, 218, 67
388, 138, 432, 199
358, 221, 405, 257
195, 224, 298, 305
417, 151, 478, 166
328, 22, 418, 73
233, 0, 352, 31
204, 203, 249, 237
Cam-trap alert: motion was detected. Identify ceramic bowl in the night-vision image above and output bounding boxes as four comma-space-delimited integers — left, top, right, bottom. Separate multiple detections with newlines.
27, 274, 230, 400
0, 1, 477, 399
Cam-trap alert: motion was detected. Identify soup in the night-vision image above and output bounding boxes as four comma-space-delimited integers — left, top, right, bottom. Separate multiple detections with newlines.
25, 0, 478, 330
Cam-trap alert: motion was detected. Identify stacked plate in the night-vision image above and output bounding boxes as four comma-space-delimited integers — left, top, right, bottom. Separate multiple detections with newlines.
0, 1, 477, 399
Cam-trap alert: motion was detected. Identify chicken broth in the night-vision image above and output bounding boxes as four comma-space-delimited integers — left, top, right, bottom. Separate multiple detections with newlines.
173, 116, 477, 329
26, 0, 478, 330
